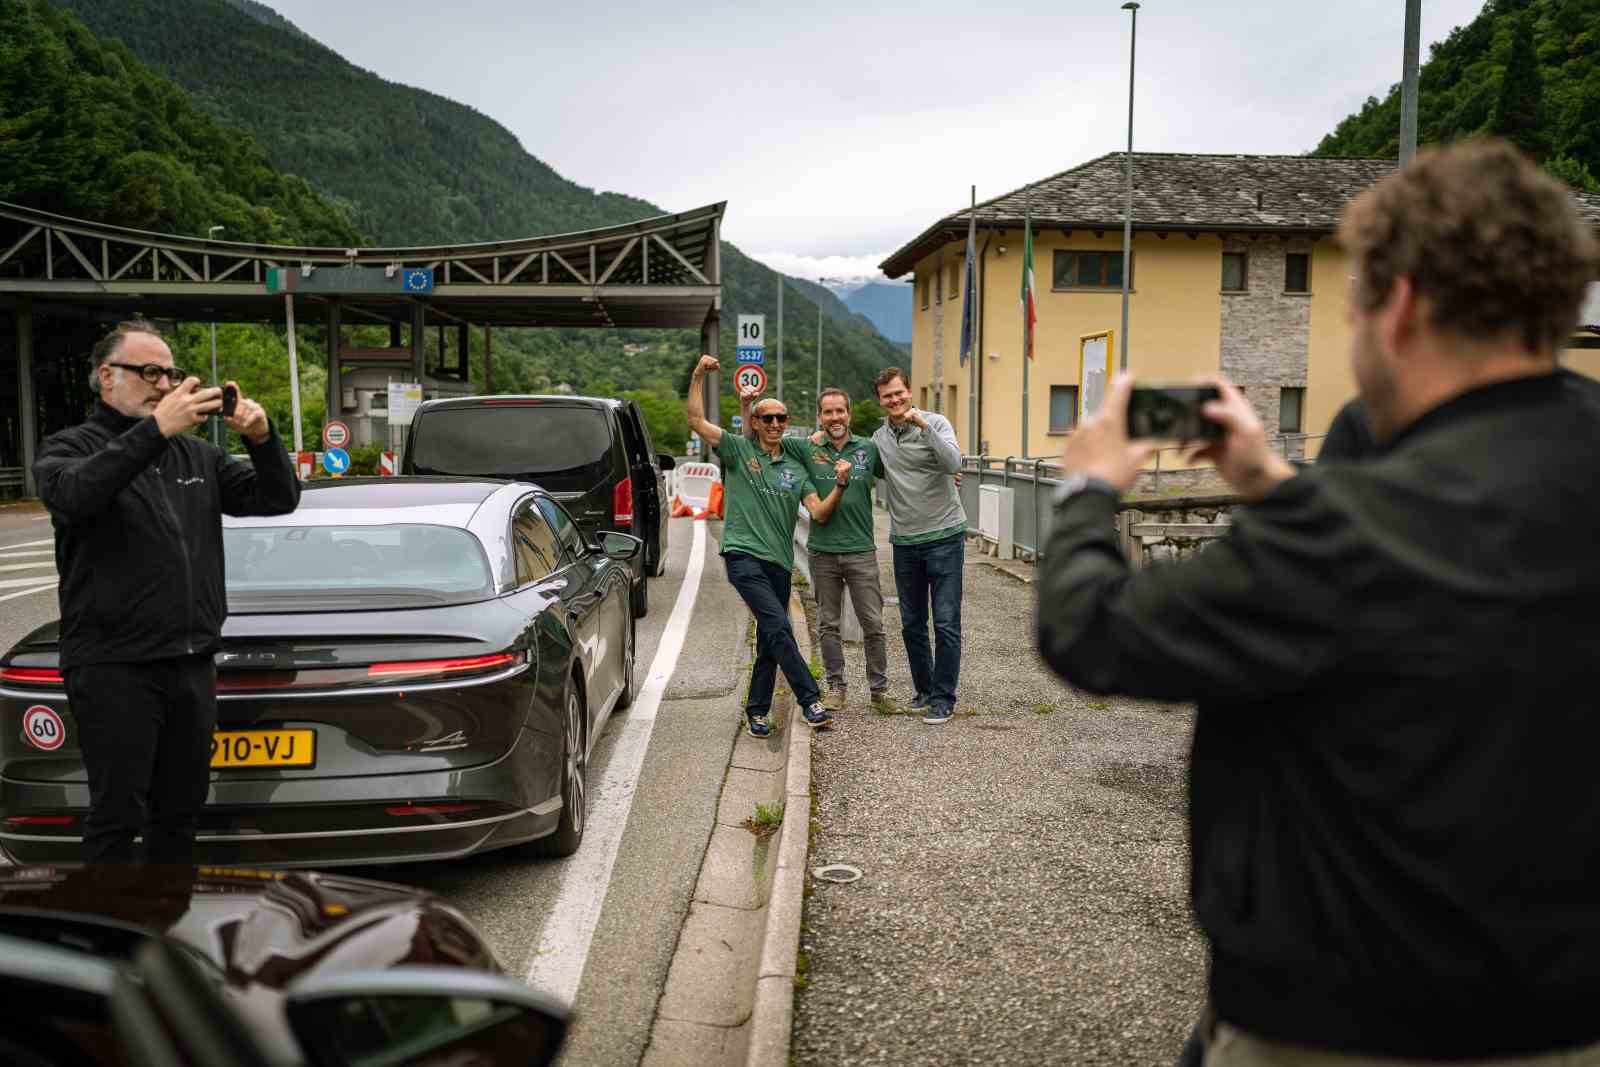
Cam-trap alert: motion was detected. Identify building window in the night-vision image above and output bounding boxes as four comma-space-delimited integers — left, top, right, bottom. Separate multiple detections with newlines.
948, 261, 960, 299
1279, 387, 1304, 433
1049, 385, 1079, 433
920, 387, 929, 411
1222, 252, 1248, 292
919, 273, 929, 309
1285, 253, 1310, 293
1052, 251, 1128, 290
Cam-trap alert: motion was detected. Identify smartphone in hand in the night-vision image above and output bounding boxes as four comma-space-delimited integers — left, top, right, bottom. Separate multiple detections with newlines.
1126, 385, 1223, 441
220, 384, 238, 418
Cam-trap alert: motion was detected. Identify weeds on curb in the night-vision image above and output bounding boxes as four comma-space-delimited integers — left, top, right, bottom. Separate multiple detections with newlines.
794, 948, 811, 988
743, 801, 785, 840
956, 706, 981, 718
1034, 702, 1057, 715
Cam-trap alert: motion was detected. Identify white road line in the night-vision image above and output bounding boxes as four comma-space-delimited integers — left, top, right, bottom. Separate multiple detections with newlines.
0, 580, 57, 604
30, 515, 49, 522
0, 550, 54, 559
0, 539, 54, 551
0, 575, 58, 589
525, 519, 708, 1005
0, 561, 56, 573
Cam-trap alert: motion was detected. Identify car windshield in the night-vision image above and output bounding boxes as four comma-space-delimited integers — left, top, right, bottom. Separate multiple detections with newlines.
224, 524, 494, 611
409, 406, 611, 484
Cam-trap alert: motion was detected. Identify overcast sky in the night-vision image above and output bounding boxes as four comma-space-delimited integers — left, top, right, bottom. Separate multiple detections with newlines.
263, 0, 1486, 281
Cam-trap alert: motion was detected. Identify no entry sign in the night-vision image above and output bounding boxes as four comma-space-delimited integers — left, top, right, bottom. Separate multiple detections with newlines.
322, 420, 350, 449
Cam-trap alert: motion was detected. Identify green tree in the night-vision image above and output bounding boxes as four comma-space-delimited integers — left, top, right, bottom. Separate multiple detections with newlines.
1488, 13, 1548, 158
850, 398, 886, 436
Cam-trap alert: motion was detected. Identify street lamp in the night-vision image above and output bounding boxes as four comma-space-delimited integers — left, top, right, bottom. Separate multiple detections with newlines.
815, 277, 843, 417
1119, 1, 1139, 373
207, 225, 225, 444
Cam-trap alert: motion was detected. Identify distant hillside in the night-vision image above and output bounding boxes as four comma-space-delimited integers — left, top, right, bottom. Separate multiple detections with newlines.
841, 281, 912, 344
1315, 0, 1600, 191
50, 0, 907, 411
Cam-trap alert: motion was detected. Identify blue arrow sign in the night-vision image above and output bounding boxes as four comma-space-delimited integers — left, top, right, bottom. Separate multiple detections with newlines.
402, 268, 435, 293
735, 346, 764, 364
322, 448, 351, 474
731, 415, 744, 429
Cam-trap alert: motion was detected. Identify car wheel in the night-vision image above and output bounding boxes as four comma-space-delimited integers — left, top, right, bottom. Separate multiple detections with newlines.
631, 575, 649, 619
617, 616, 636, 709
531, 682, 586, 858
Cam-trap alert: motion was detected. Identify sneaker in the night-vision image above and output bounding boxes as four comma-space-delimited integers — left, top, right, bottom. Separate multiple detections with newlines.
823, 687, 847, 712
746, 713, 771, 738
921, 706, 953, 726
801, 702, 835, 730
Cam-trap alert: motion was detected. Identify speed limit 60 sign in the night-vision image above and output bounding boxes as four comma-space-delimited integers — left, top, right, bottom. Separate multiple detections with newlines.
734, 364, 768, 395
23, 705, 66, 751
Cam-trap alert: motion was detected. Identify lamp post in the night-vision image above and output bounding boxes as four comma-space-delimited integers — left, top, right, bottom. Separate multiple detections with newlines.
1119, 1, 1139, 373
207, 225, 225, 444
815, 277, 842, 422
1400, 0, 1420, 165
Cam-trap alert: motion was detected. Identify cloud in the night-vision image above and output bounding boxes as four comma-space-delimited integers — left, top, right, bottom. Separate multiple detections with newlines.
747, 251, 894, 285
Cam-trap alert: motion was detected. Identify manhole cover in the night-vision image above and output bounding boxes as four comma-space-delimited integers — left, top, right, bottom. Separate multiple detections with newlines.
811, 863, 862, 884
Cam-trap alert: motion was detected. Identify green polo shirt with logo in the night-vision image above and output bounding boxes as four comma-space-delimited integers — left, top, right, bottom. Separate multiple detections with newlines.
783, 433, 877, 555
716, 432, 816, 569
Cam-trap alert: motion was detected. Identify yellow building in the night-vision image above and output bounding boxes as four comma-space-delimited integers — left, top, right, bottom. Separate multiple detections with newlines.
880, 152, 1600, 459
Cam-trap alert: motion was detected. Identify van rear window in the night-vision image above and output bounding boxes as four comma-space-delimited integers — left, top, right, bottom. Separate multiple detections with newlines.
410, 407, 612, 483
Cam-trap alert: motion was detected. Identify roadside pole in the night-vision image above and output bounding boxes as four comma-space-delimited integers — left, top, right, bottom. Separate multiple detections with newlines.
284, 294, 304, 452
1400, 0, 1421, 165
776, 278, 785, 404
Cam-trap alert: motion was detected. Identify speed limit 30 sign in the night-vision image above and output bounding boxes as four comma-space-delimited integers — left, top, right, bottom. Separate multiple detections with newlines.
734, 364, 768, 395
22, 705, 66, 751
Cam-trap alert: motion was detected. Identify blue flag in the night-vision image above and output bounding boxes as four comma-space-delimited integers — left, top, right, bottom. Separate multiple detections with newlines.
958, 219, 977, 367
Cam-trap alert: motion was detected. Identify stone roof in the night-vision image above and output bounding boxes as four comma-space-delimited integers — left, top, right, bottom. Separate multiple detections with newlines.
880, 152, 1600, 278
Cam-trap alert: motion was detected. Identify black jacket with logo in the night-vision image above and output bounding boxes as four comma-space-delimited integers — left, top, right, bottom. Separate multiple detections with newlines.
1037, 371, 1600, 1058
33, 403, 301, 670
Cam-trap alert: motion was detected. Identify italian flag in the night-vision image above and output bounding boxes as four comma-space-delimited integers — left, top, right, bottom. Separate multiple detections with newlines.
1020, 215, 1037, 360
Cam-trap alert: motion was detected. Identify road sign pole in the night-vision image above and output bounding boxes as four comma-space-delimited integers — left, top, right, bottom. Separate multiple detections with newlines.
284, 295, 304, 453
776, 281, 784, 405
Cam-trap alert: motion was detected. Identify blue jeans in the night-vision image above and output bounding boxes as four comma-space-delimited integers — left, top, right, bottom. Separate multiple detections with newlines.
891, 533, 963, 713
724, 552, 821, 716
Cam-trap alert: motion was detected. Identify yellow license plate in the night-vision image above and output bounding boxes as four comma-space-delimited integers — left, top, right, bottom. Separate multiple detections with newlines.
210, 729, 316, 769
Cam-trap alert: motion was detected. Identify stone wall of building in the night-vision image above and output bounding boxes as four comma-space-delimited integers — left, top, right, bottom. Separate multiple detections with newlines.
1219, 236, 1313, 446
1117, 496, 1236, 567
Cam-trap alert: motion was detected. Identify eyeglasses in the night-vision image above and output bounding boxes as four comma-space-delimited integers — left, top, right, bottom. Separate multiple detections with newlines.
108, 362, 186, 385
755, 412, 789, 424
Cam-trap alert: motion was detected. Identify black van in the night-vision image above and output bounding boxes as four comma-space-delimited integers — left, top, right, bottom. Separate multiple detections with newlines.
401, 395, 674, 616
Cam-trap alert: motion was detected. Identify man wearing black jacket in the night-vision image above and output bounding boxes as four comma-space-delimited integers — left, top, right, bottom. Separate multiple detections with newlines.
1038, 141, 1600, 1063
33, 320, 300, 864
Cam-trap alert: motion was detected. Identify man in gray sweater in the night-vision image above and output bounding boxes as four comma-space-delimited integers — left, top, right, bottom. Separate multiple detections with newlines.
870, 367, 966, 724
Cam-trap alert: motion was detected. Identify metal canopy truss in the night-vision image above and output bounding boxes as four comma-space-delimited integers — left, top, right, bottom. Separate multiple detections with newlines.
0, 200, 724, 329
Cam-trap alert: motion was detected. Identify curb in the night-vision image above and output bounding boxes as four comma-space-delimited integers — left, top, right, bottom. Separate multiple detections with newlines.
642, 593, 814, 1067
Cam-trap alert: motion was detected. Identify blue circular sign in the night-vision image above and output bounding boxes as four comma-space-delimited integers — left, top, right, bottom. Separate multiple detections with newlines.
322, 448, 351, 474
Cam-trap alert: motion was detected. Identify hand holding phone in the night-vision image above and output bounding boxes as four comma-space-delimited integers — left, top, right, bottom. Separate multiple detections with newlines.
220, 384, 239, 418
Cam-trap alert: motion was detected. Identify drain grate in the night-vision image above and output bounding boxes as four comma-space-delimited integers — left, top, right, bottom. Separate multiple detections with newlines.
811, 863, 863, 884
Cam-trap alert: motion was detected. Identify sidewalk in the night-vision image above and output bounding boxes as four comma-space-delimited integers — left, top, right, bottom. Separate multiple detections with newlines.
791, 511, 1205, 1065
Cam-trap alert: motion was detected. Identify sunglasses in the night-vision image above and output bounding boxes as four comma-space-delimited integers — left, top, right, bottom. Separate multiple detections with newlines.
755, 412, 789, 424
108, 362, 187, 386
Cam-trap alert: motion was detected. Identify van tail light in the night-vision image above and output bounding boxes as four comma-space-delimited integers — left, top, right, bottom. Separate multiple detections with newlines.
366, 652, 521, 681
4, 815, 76, 826
0, 667, 64, 687
384, 804, 480, 817
613, 476, 633, 527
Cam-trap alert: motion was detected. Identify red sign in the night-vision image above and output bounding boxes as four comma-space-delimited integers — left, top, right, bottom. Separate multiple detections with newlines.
734, 364, 767, 395
22, 706, 65, 751
379, 451, 396, 476
296, 451, 314, 480
322, 420, 350, 449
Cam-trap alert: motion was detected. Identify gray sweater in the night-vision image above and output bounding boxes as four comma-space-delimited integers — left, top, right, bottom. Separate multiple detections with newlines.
872, 412, 967, 544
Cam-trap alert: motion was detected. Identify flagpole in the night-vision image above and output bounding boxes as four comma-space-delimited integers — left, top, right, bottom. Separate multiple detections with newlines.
1022, 191, 1030, 458
967, 186, 978, 454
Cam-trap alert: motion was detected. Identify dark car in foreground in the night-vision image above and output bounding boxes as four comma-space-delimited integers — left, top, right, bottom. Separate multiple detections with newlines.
0, 477, 638, 867
401, 395, 673, 617
0, 863, 566, 1067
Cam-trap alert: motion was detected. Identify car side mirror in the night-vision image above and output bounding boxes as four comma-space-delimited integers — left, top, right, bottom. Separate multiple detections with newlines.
656, 453, 676, 470
284, 966, 568, 1067
599, 532, 643, 561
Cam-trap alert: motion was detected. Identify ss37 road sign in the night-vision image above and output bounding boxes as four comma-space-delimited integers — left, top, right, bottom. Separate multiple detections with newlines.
734, 364, 767, 395
736, 314, 765, 365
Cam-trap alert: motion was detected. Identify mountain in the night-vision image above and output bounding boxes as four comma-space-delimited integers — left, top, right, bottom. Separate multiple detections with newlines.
1314, 0, 1600, 191
840, 281, 913, 344
48, 0, 908, 415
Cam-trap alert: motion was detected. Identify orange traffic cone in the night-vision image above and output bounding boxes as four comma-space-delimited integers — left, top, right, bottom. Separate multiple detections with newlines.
707, 481, 725, 519
670, 494, 694, 518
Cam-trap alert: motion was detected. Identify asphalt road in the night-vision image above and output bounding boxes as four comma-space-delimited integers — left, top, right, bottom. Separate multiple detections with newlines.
0, 508, 750, 1067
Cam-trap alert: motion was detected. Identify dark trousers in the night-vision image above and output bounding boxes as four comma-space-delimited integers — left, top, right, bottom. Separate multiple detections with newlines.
724, 551, 821, 716
63, 655, 217, 864
891, 532, 964, 712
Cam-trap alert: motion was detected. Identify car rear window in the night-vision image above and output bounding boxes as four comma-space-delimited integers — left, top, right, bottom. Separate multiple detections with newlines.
224, 524, 493, 610
409, 406, 613, 485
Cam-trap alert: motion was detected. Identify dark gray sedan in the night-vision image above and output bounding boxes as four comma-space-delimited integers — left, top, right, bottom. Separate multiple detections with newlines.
0, 477, 639, 867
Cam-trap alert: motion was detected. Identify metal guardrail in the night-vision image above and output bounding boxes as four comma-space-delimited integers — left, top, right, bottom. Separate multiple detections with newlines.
958, 432, 1328, 562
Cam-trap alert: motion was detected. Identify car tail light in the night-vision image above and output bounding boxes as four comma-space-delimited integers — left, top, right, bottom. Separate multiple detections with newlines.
0, 667, 64, 687
383, 803, 480, 817
4, 815, 75, 826
366, 652, 521, 680
614, 476, 633, 527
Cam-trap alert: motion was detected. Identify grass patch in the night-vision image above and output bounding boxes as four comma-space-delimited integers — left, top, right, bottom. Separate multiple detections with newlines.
794, 948, 811, 988
1088, 700, 1111, 711
743, 801, 785, 840
955, 706, 982, 718
1034, 702, 1056, 715
808, 654, 823, 680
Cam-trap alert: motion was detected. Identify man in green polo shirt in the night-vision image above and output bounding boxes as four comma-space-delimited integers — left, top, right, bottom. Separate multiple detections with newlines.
687, 355, 853, 738
743, 386, 889, 714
